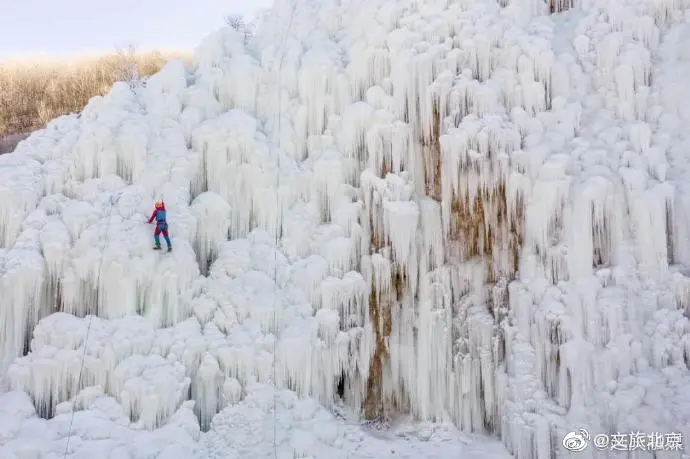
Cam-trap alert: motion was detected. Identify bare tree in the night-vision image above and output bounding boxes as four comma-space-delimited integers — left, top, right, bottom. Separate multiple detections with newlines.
224, 14, 244, 30
224, 14, 254, 44
115, 43, 139, 87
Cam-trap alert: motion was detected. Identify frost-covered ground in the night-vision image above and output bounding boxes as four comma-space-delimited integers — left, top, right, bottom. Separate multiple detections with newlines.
0, 387, 512, 459
3, 0, 690, 458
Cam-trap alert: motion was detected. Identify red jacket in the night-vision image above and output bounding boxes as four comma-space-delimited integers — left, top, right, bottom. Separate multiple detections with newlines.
148, 203, 166, 224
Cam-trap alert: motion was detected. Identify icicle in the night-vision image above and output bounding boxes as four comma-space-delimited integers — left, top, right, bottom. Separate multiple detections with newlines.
419, 197, 444, 270
597, 32, 623, 74
140, 248, 199, 327
415, 51, 439, 140
633, 15, 660, 50
320, 272, 367, 326
292, 108, 309, 162
337, 102, 375, 171
653, 0, 678, 25
382, 200, 419, 269
315, 309, 340, 345
291, 255, 330, 309
560, 338, 595, 409
522, 81, 546, 117
298, 47, 342, 136
191, 353, 224, 431
332, 201, 363, 244
348, 45, 391, 100
319, 236, 356, 278
190, 191, 231, 275
0, 247, 45, 370
0, 156, 44, 248
621, 169, 673, 277
565, 177, 612, 280
341, 271, 369, 326
222, 377, 242, 405
614, 63, 636, 120
39, 217, 71, 311
389, 48, 415, 122
629, 122, 652, 154
111, 354, 190, 429
312, 148, 345, 221
115, 119, 149, 183
214, 44, 261, 114
463, 34, 493, 82
408, 276, 453, 420
361, 254, 392, 300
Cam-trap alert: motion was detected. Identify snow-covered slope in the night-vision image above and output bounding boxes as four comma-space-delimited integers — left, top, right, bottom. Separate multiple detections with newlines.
2, 0, 690, 457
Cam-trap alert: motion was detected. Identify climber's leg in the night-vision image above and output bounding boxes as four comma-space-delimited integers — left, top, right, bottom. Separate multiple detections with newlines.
154, 227, 162, 247
161, 229, 172, 249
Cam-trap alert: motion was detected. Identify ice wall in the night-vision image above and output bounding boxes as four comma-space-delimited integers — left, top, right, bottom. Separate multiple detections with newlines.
2, 0, 690, 458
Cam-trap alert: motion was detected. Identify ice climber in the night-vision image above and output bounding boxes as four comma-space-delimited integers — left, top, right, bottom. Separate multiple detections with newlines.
148, 200, 172, 251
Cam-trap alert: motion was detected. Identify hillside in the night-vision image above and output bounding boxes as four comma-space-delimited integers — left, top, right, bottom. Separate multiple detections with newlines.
0, 51, 189, 153
1, 0, 690, 458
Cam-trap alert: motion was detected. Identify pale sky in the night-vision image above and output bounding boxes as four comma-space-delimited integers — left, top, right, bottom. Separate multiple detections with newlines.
0, 0, 273, 59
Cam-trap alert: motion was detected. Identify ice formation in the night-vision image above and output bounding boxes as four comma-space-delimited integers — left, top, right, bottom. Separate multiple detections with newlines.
2, 0, 690, 457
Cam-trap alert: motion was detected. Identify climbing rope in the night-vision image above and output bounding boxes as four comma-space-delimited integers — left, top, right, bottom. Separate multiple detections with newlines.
153, 160, 178, 223
63, 190, 121, 458
272, 3, 297, 458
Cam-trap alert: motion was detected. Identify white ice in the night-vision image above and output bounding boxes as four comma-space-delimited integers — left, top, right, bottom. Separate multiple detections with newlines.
2, 0, 690, 458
